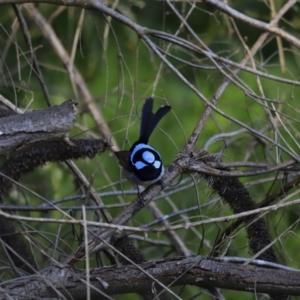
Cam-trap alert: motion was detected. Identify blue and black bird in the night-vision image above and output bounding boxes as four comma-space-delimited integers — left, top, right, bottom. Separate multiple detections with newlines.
115, 98, 171, 185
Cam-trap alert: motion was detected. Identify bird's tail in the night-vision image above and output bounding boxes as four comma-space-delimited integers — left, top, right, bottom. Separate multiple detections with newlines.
139, 97, 171, 143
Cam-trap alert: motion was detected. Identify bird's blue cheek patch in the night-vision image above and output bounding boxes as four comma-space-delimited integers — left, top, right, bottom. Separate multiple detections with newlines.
153, 160, 161, 169
134, 161, 147, 170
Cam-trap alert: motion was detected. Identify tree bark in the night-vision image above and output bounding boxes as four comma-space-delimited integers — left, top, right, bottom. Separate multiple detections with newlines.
1, 256, 300, 299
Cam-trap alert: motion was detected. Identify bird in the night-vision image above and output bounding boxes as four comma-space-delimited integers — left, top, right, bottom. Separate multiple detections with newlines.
115, 98, 171, 186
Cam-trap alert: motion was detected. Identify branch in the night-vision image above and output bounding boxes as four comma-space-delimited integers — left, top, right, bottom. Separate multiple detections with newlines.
203, 0, 300, 47
2, 256, 300, 299
0, 100, 77, 155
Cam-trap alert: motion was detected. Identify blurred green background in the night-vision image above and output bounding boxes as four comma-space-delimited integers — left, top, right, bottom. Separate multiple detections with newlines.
1, 1, 300, 299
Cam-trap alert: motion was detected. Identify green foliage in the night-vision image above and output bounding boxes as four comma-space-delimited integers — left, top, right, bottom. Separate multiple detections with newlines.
1, 1, 300, 299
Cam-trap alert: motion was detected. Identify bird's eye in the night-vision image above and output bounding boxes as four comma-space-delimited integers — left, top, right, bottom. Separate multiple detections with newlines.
142, 150, 155, 163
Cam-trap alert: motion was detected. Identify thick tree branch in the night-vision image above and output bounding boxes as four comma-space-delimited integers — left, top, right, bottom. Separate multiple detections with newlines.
1, 256, 300, 299
0, 100, 77, 155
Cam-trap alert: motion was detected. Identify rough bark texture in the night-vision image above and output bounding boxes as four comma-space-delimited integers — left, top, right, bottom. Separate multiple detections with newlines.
193, 150, 286, 300
113, 234, 170, 300
1, 256, 299, 300
0, 100, 77, 155
0, 138, 111, 200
